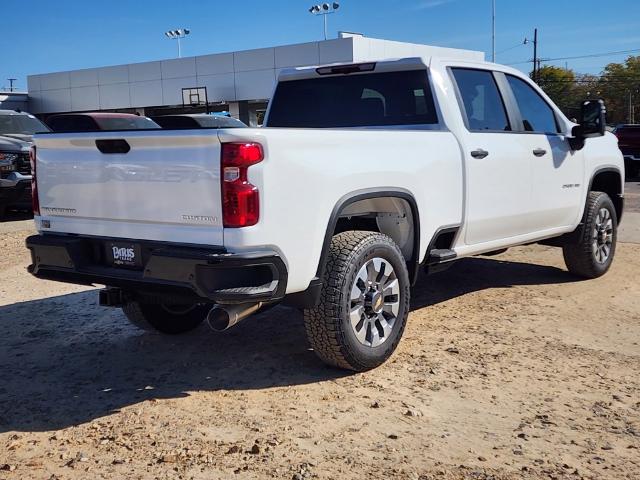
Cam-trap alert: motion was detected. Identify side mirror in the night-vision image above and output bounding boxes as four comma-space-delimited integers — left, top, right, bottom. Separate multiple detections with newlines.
569, 99, 606, 150
574, 99, 606, 138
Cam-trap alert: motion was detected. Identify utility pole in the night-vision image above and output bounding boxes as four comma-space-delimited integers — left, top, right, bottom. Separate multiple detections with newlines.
532, 28, 538, 83
8, 78, 16, 92
491, 0, 496, 62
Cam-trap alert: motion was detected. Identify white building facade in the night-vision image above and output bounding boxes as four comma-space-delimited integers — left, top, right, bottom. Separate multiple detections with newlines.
27, 35, 483, 125
0, 92, 28, 111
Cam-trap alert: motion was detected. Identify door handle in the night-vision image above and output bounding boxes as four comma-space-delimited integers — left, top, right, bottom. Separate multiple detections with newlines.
471, 149, 489, 159
533, 148, 547, 157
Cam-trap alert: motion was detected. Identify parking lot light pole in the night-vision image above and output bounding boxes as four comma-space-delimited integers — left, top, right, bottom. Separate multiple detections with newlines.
492, 0, 495, 62
165, 29, 191, 58
308, 3, 340, 41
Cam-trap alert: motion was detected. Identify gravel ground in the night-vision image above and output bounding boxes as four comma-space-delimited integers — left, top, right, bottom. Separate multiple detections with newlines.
0, 225, 639, 480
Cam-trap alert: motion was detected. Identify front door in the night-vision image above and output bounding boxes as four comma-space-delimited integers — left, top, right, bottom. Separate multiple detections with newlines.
503, 74, 585, 231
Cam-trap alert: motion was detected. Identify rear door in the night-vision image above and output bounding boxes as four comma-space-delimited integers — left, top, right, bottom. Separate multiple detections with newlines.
35, 130, 224, 245
450, 67, 533, 245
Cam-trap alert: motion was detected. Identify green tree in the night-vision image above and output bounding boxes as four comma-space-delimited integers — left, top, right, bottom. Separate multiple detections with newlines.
534, 65, 579, 116
598, 56, 640, 124
533, 57, 640, 125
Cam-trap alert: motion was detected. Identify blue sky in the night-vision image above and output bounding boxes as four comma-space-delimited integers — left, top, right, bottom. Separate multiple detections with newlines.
2, 0, 640, 91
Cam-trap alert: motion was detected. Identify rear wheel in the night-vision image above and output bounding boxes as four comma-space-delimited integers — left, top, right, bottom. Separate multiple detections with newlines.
122, 301, 209, 334
303, 231, 410, 371
563, 191, 617, 279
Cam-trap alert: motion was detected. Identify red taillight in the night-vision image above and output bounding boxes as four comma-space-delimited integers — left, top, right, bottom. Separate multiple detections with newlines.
29, 145, 40, 215
221, 143, 263, 227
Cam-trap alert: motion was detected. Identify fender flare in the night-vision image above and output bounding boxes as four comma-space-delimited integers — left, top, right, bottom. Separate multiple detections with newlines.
588, 166, 624, 221
559, 166, 625, 245
315, 187, 422, 284
588, 166, 624, 192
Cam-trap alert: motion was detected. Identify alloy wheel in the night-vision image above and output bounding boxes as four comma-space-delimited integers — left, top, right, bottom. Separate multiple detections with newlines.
349, 257, 400, 347
592, 207, 614, 264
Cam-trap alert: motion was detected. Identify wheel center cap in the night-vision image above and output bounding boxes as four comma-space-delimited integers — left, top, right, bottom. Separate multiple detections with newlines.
598, 229, 607, 245
366, 291, 384, 314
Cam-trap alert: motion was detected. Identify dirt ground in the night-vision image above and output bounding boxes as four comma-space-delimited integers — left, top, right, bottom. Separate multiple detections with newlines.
0, 224, 639, 480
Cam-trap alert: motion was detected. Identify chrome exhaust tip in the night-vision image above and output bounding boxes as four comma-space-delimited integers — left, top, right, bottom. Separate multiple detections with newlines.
206, 302, 262, 332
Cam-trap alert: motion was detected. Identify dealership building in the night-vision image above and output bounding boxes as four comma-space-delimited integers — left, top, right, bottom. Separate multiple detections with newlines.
26, 34, 483, 126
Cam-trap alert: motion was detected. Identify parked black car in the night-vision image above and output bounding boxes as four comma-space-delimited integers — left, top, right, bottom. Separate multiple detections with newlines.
0, 110, 50, 217
46, 112, 160, 132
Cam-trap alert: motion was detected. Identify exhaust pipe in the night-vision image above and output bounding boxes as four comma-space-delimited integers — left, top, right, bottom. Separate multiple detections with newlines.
207, 302, 262, 332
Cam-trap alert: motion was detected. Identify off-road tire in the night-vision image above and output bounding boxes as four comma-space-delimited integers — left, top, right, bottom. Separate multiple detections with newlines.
122, 301, 209, 334
303, 231, 411, 371
563, 191, 617, 279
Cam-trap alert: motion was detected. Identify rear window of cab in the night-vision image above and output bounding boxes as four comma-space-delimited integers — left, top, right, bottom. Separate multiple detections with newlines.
267, 70, 438, 128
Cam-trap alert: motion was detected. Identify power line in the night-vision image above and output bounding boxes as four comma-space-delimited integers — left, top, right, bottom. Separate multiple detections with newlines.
539, 80, 640, 84
536, 77, 640, 82
496, 41, 526, 55
544, 48, 640, 62
535, 73, 640, 82
507, 48, 640, 66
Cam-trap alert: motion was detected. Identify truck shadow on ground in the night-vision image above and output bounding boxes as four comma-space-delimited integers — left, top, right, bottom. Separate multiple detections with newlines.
411, 255, 575, 310
0, 255, 575, 433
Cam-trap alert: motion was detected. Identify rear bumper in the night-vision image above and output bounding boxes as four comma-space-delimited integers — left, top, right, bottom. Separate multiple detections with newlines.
26, 234, 287, 305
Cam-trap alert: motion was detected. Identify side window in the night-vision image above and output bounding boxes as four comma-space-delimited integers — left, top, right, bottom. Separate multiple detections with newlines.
451, 68, 511, 132
506, 75, 559, 133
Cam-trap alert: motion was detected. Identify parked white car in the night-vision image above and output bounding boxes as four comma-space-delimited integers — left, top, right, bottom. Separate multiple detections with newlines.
27, 56, 624, 371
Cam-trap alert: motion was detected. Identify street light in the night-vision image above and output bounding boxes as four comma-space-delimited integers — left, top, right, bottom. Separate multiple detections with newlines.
165, 28, 191, 58
308, 3, 340, 41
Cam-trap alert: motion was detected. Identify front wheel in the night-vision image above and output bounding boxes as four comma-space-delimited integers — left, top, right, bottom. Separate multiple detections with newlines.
563, 191, 618, 279
303, 231, 411, 371
122, 301, 209, 334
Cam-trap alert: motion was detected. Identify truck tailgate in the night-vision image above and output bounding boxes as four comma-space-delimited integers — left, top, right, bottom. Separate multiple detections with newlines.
34, 130, 224, 245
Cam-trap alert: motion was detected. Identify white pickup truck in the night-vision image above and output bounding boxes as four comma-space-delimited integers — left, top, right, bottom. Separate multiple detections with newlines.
27, 56, 624, 371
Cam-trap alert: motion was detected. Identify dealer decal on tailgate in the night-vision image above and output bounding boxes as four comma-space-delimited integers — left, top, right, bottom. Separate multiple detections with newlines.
106, 242, 142, 268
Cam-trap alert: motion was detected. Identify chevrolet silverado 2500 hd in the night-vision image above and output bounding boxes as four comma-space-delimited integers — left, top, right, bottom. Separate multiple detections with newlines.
26, 57, 624, 371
